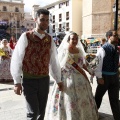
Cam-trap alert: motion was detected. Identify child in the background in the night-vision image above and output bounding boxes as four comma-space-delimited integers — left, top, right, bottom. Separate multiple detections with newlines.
0, 39, 13, 82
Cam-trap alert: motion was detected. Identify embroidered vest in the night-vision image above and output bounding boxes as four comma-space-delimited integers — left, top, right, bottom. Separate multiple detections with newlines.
22, 31, 51, 75
102, 43, 119, 72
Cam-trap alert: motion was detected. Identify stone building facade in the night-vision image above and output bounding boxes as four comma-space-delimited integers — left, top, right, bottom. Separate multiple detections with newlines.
22, 12, 35, 32
32, 0, 120, 38
32, 0, 82, 38
0, 0, 35, 40
0, 0, 120, 40
82, 0, 120, 38
0, 0, 25, 39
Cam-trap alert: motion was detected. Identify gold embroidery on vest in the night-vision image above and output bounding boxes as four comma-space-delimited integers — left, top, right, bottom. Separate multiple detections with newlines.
44, 38, 49, 43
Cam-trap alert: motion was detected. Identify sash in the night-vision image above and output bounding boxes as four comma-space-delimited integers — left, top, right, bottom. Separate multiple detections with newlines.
67, 54, 89, 81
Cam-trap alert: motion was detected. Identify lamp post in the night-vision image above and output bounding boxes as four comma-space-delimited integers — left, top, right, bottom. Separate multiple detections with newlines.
13, 17, 17, 40
16, 22, 17, 40
10, 21, 17, 39
113, 0, 120, 105
113, 0, 119, 30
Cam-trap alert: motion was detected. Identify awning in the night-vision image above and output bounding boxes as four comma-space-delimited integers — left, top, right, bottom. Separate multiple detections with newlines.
93, 38, 101, 43
85, 39, 95, 43
85, 38, 100, 43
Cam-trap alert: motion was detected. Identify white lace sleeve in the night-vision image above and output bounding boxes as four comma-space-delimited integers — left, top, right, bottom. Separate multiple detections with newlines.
58, 49, 69, 68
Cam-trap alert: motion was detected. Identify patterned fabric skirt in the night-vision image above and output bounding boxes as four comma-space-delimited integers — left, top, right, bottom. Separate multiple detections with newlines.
45, 71, 99, 120
0, 58, 13, 81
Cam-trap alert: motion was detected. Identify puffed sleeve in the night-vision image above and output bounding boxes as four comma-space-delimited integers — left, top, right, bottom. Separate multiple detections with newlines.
10, 33, 28, 84
94, 47, 105, 78
49, 38, 61, 83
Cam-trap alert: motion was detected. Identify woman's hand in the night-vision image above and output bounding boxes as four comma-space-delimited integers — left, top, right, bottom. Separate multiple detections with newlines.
83, 64, 92, 75
57, 82, 64, 91
97, 78, 104, 84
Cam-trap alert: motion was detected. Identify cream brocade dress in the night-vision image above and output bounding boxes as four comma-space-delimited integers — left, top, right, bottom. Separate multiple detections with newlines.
45, 50, 98, 120
0, 47, 13, 81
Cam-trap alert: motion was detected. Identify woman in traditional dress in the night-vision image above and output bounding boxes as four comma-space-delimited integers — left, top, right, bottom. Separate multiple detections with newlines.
0, 39, 13, 82
45, 32, 98, 120
8, 36, 17, 52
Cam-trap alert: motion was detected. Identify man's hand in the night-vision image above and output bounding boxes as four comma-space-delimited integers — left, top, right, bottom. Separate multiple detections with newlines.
98, 78, 104, 84
57, 82, 64, 91
14, 83, 22, 95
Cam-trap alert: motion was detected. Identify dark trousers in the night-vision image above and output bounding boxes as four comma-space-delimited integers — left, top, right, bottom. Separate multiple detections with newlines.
95, 74, 120, 120
22, 76, 50, 120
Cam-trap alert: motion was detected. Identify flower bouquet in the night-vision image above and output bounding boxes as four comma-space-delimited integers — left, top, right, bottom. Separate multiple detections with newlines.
0, 48, 6, 56
85, 54, 99, 83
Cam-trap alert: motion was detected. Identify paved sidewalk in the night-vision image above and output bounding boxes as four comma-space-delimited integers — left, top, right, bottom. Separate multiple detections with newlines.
0, 75, 119, 120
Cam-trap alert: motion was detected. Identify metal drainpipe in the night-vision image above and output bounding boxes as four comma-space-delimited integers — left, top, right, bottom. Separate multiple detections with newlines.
114, 0, 119, 30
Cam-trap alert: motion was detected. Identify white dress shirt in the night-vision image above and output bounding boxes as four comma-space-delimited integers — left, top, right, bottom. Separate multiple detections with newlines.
10, 30, 61, 84
94, 42, 115, 78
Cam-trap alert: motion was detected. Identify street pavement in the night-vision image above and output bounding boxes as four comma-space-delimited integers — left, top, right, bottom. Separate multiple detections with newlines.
0, 73, 119, 120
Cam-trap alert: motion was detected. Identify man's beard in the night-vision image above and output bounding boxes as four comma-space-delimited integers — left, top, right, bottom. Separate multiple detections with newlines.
111, 41, 118, 45
40, 26, 47, 31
